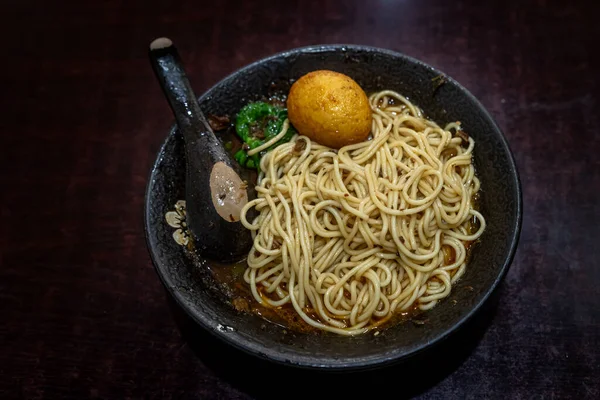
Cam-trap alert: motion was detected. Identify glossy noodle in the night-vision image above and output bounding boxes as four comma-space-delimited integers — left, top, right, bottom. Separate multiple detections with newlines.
240, 90, 485, 335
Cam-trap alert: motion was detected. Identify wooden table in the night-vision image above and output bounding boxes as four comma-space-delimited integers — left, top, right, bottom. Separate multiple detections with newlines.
2, 0, 599, 398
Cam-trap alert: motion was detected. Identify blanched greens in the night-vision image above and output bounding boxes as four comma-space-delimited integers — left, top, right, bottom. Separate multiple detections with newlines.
233, 102, 295, 169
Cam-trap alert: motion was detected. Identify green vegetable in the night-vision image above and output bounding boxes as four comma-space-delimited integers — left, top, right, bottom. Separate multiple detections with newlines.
233, 102, 295, 169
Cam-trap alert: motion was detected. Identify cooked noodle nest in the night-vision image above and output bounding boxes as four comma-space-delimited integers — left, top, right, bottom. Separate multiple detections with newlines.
240, 89, 486, 336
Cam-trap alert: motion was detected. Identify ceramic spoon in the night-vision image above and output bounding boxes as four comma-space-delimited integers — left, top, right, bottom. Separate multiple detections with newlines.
149, 37, 252, 263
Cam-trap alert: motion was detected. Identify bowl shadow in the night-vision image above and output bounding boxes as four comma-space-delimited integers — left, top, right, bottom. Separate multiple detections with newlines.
167, 285, 502, 399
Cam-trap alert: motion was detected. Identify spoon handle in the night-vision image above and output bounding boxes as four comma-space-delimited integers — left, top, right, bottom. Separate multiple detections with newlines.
149, 38, 217, 151
149, 38, 252, 263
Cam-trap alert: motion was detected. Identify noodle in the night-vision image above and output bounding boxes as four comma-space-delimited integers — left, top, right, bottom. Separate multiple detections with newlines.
240, 90, 486, 335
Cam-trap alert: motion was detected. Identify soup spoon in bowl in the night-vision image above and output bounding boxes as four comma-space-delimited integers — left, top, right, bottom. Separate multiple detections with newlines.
148, 37, 253, 263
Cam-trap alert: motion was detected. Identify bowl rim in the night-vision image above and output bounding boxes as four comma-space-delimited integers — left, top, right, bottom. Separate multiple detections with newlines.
144, 43, 523, 371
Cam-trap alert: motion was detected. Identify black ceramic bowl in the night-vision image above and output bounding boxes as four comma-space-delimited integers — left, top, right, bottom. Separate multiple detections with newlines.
145, 45, 522, 371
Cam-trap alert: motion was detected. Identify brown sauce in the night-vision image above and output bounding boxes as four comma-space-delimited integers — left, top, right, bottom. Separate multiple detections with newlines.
207, 259, 321, 333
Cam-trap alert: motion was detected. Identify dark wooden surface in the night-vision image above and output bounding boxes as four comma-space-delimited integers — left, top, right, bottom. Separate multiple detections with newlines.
2, 0, 599, 398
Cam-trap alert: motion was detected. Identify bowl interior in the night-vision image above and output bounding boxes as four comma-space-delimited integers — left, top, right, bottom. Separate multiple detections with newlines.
145, 45, 521, 370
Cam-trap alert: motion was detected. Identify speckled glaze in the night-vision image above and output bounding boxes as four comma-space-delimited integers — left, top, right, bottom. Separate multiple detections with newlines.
144, 45, 522, 370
